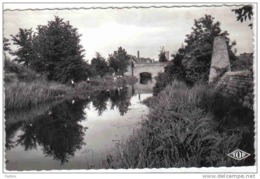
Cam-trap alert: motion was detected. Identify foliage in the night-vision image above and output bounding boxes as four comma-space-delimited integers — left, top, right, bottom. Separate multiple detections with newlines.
74, 75, 137, 97
10, 28, 34, 67
3, 37, 11, 52
231, 53, 253, 71
158, 46, 167, 62
4, 58, 40, 83
10, 16, 90, 83
91, 52, 109, 78
108, 47, 130, 76
154, 15, 237, 94
232, 5, 253, 28
153, 72, 172, 96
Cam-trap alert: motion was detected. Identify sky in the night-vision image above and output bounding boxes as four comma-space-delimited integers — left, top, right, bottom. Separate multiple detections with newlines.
3, 4, 254, 62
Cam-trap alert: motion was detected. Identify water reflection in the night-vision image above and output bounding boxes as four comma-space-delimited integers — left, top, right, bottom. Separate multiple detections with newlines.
90, 90, 110, 116
5, 121, 23, 150
140, 77, 152, 85
110, 87, 131, 116
5, 86, 144, 167
14, 100, 88, 164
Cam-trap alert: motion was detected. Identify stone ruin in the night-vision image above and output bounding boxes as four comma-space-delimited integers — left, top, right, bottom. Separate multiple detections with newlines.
209, 36, 231, 84
209, 36, 254, 110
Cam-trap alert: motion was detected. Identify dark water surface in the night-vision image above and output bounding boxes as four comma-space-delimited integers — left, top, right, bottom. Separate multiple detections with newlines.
5, 82, 154, 170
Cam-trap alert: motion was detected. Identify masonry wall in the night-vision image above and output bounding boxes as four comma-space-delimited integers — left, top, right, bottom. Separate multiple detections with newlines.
125, 63, 167, 78
215, 70, 254, 110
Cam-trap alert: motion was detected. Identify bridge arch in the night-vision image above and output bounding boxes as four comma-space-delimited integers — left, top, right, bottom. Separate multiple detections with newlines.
126, 63, 168, 79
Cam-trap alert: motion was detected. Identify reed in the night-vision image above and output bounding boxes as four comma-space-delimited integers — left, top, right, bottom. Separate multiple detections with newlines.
5, 80, 73, 110
108, 81, 254, 168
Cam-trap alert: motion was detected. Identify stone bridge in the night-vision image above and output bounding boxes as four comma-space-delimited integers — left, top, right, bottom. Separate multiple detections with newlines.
125, 62, 168, 79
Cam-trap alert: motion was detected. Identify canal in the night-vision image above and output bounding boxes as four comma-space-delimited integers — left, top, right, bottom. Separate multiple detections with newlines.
5, 80, 155, 170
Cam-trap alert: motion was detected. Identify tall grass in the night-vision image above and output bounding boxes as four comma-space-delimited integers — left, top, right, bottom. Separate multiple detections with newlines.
5, 80, 73, 110
108, 81, 254, 168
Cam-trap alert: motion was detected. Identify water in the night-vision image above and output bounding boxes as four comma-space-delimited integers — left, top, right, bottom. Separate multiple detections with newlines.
5, 82, 154, 170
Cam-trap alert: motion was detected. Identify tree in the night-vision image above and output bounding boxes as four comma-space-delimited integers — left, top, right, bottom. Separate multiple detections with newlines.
108, 47, 130, 76
3, 38, 11, 61
12, 16, 89, 83
3, 37, 11, 52
154, 15, 237, 94
183, 15, 237, 84
158, 46, 167, 62
10, 28, 34, 67
91, 52, 109, 78
34, 16, 86, 82
232, 5, 253, 29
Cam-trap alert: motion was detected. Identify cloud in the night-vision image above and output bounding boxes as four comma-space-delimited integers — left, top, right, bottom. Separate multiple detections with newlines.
4, 5, 253, 61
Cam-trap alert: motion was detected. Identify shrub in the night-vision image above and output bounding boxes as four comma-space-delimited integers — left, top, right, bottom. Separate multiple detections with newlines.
4, 59, 42, 82
153, 72, 172, 95
75, 81, 92, 92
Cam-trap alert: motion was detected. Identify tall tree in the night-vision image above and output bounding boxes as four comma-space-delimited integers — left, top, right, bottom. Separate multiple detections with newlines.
91, 52, 109, 78
10, 28, 34, 67
29, 16, 87, 83
174, 15, 235, 83
154, 15, 237, 94
183, 15, 236, 84
108, 47, 130, 76
158, 46, 167, 62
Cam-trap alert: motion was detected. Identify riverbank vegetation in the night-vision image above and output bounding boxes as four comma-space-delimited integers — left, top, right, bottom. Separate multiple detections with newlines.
104, 13, 254, 168
5, 80, 72, 110
4, 7, 254, 169
107, 81, 254, 168
4, 16, 138, 110
153, 15, 253, 95
5, 59, 137, 110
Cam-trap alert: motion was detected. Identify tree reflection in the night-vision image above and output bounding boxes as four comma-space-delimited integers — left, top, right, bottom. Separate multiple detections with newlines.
90, 91, 110, 116
15, 99, 89, 164
89, 87, 132, 116
110, 87, 131, 116
6, 85, 136, 165
5, 121, 24, 150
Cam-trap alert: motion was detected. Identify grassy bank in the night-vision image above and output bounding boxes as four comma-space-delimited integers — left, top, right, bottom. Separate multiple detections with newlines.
5, 75, 137, 110
4, 60, 137, 109
75, 75, 137, 91
5, 80, 73, 110
107, 81, 254, 168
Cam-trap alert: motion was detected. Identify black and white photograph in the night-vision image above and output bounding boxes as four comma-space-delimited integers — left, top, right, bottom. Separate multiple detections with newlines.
1, 1, 257, 175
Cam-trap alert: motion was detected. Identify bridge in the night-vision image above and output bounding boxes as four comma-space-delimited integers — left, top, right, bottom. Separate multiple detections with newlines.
125, 62, 168, 79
